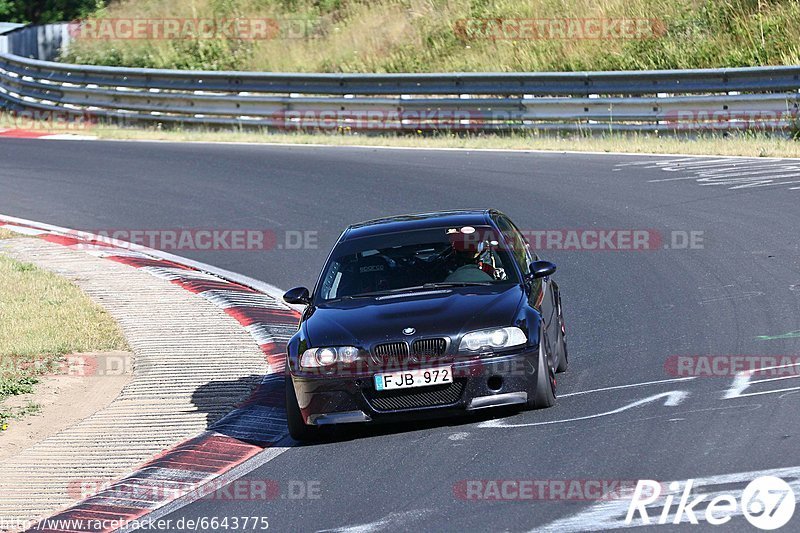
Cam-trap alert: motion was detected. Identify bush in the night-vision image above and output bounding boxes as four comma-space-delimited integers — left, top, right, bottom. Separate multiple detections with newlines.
59, 0, 800, 72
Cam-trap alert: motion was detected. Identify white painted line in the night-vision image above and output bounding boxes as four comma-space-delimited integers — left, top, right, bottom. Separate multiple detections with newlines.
559, 377, 696, 398
633, 156, 800, 191
478, 391, 690, 428
742, 360, 800, 375
724, 177, 800, 189
647, 162, 784, 177
697, 169, 800, 182
695, 163, 800, 176
317, 509, 434, 533
0, 223, 47, 236
647, 175, 717, 183
730, 385, 800, 398
41, 134, 98, 140
647, 174, 719, 183
748, 373, 800, 386
698, 292, 764, 305
617, 157, 703, 167
724, 361, 800, 399
725, 372, 752, 399
659, 158, 757, 170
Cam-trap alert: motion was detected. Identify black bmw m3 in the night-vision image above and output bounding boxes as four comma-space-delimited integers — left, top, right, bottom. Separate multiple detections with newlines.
282, 209, 568, 441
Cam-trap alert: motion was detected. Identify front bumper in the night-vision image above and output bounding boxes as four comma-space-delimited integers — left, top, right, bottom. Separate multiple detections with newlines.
291, 350, 538, 426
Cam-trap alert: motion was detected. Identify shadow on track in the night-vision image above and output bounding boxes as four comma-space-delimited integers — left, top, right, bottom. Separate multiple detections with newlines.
191, 373, 522, 448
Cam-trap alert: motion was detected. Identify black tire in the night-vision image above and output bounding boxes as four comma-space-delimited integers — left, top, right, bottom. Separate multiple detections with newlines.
528, 328, 556, 409
285, 374, 321, 442
555, 305, 569, 373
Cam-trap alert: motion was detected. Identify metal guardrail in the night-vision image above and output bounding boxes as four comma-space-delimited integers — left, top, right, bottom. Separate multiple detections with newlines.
0, 24, 71, 61
0, 50, 798, 132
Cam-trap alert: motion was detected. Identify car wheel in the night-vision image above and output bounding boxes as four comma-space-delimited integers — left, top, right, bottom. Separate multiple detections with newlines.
285, 374, 321, 442
555, 300, 569, 373
528, 327, 556, 409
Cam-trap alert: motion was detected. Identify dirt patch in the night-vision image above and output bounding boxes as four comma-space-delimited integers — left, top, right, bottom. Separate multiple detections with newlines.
0, 350, 132, 462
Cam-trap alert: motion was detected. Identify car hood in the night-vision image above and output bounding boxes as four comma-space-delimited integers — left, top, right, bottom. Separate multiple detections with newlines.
304, 285, 525, 347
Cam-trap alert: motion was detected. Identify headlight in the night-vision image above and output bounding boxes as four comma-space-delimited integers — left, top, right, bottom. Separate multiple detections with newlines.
300, 346, 361, 368
459, 327, 527, 352
316, 348, 337, 366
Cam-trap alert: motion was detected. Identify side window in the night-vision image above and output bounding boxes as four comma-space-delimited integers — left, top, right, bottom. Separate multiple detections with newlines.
507, 217, 537, 263
495, 216, 530, 272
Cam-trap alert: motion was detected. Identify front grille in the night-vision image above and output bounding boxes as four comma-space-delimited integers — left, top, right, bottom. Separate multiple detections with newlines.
364, 380, 466, 411
372, 342, 409, 364
411, 338, 447, 359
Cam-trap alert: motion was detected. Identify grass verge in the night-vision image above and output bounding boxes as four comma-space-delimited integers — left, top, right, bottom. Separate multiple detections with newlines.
92, 126, 800, 158
0, 246, 128, 428
2, 109, 799, 157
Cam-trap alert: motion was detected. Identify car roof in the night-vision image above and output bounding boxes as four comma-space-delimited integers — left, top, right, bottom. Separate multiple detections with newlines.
343, 209, 498, 241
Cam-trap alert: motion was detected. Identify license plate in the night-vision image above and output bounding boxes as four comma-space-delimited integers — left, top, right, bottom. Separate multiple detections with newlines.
374, 366, 453, 391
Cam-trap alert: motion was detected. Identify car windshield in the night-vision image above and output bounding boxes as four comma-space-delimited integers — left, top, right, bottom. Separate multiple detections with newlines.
317, 225, 520, 301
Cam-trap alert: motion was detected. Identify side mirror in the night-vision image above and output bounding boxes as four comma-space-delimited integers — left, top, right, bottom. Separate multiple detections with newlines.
529, 260, 556, 279
283, 286, 311, 305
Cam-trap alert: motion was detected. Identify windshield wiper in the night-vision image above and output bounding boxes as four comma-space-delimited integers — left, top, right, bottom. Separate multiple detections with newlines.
334, 282, 492, 301
422, 282, 492, 288
340, 286, 427, 299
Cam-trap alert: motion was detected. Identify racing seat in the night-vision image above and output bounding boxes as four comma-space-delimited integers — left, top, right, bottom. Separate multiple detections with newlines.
338, 254, 391, 296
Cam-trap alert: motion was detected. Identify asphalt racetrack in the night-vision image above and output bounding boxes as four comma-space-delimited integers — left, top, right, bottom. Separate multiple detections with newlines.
2, 139, 799, 531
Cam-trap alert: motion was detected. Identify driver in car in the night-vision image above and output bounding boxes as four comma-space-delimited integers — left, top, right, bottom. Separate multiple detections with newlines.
444, 229, 495, 283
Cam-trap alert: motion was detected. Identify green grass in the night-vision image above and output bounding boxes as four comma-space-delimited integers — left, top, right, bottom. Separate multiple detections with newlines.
0, 252, 128, 426
0, 402, 41, 428
60, 0, 800, 72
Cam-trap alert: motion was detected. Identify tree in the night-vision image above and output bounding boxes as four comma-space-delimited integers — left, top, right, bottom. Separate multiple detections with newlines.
0, 0, 102, 25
